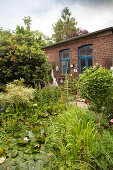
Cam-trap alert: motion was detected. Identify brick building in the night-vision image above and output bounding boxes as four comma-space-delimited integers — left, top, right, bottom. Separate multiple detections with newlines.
43, 27, 113, 85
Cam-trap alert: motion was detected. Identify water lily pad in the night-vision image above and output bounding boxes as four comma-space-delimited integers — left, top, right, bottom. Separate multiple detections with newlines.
0, 147, 4, 156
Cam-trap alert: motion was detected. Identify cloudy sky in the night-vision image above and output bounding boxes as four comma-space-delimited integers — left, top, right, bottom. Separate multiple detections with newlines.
0, 0, 113, 37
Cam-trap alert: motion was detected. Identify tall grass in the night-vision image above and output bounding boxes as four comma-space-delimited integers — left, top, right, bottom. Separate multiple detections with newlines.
45, 105, 97, 169
35, 85, 61, 107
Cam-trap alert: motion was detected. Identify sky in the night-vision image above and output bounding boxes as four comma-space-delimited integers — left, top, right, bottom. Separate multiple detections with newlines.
0, 0, 113, 37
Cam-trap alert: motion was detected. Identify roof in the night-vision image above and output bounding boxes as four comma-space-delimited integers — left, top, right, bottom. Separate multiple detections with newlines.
42, 27, 113, 49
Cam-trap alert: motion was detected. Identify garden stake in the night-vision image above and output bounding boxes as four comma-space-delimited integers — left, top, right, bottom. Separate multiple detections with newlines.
67, 80, 68, 112
76, 88, 78, 107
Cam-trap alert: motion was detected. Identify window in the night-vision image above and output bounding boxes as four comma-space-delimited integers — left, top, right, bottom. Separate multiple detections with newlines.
60, 49, 70, 74
79, 45, 93, 73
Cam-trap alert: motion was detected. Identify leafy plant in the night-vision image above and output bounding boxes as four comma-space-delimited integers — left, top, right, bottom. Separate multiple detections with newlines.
0, 21, 51, 87
45, 105, 97, 169
0, 79, 35, 107
77, 66, 113, 116
1, 114, 21, 134
64, 74, 77, 94
92, 131, 113, 169
35, 85, 61, 109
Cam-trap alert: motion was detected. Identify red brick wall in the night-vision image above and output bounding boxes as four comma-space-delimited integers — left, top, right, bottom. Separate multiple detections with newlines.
43, 30, 113, 85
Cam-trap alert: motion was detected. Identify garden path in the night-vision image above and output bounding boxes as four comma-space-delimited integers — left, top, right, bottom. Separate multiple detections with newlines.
69, 96, 88, 109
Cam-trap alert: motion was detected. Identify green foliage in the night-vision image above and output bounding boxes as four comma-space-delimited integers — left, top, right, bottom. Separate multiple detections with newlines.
64, 74, 77, 94
0, 114, 21, 134
52, 7, 78, 42
0, 79, 35, 107
45, 105, 97, 169
0, 18, 52, 87
0, 27, 12, 39
0, 129, 47, 170
16, 25, 25, 34
77, 66, 113, 115
23, 16, 31, 32
35, 85, 61, 109
92, 131, 113, 169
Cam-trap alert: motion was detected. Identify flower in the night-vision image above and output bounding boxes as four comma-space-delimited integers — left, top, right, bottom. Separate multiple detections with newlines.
110, 119, 113, 123
0, 156, 6, 164
39, 83, 41, 89
44, 82, 46, 88
34, 79, 35, 85
24, 136, 30, 142
50, 84, 52, 89
34, 144, 41, 148
47, 152, 54, 158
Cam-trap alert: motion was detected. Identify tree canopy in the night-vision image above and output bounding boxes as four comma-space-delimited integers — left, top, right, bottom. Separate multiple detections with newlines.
0, 17, 52, 88
52, 7, 78, 42
52, 7, 88, 42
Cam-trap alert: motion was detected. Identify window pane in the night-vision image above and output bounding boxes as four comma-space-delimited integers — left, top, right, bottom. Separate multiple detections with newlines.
86, 46, 93, 56
81, 58, 85, 73
80, 47, 86, 56
62, 61, 65, 74
87, 58, 92, 68
80, 45, 93, 56
64, 52, 69, 58
66, 60, 70, 74
61, 50, 69, 59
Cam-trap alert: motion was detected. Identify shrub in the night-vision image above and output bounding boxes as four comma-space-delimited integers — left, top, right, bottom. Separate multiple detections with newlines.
77, 66, 113, 115
0, 33, 51, 87
0, 79, 35, 107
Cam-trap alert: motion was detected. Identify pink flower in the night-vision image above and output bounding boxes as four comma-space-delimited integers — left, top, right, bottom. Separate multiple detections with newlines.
34, 80, 35, 85
110, 119, 113, 123
44, 82, 46, 88
39, 83, 41, 89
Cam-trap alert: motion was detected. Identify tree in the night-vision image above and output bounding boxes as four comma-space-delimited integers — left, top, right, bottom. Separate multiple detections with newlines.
0, 18, 52, 88
16, 25, 25, 35
66, 28, 88, 39
15, 17, 53, 46
52, 7, 78, 42
0, 27, 12, 39
23, 16, 31, 33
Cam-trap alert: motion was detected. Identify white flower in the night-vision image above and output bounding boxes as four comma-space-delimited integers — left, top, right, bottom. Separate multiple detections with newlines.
32, 103, 37, 107
0, 156, 6, 164
24, 137, 30, 141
